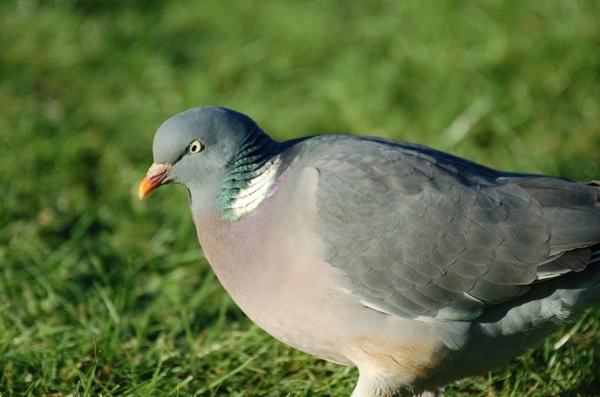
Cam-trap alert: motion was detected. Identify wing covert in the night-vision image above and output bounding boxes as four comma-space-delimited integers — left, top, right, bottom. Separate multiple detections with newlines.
309, 137, 600, 321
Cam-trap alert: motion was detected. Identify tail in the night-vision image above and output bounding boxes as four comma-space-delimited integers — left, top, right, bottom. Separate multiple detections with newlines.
568, 244, 600, 309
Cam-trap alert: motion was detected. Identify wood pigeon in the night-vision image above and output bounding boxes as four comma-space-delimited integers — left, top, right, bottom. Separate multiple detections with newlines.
139, 106, 600, 397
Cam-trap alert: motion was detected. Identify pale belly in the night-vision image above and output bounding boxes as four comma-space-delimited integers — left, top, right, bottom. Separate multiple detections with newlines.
193, 203, 446, 387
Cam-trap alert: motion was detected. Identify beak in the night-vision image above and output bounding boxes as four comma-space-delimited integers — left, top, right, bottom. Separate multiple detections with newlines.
138, 163, 173, 199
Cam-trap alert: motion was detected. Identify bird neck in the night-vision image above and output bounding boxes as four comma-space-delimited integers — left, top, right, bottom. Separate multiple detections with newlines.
219, 129, 283, 221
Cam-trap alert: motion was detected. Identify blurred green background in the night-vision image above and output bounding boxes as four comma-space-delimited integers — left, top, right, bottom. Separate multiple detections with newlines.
1, 0, 600, 395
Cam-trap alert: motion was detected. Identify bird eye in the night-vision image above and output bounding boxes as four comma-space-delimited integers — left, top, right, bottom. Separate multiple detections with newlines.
187, 140, 203, 154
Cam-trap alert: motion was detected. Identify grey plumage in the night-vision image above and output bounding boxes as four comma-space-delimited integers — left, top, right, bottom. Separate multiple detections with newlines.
309, 136, 600, 320
140, 106, 600, 397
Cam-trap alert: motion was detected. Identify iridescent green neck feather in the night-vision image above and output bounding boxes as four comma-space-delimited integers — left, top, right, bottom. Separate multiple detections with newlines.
219, 126, 282, 221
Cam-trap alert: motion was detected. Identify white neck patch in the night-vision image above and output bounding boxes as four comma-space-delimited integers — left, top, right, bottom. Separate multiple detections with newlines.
229, 156, 282, 218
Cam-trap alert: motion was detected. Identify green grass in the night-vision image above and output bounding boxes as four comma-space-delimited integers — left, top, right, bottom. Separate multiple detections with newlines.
1, 0, 600, 395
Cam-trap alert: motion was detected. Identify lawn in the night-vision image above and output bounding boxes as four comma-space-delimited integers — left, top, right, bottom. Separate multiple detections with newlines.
1, 0, 600, 395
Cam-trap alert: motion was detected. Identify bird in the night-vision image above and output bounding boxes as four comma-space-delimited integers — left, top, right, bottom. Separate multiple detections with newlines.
139, 106, 600, 397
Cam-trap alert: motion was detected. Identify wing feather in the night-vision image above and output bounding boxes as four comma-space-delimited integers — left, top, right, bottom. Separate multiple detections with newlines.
309, 136, 600, 320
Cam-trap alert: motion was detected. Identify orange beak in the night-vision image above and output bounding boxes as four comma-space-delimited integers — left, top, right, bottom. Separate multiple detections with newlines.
138, 163, 173, 199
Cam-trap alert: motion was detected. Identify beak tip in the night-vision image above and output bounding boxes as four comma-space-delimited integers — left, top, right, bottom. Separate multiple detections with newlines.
138, 178, 152, 200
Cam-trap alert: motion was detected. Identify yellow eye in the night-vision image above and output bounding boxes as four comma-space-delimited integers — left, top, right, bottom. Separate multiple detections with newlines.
187, 140, 203, 154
